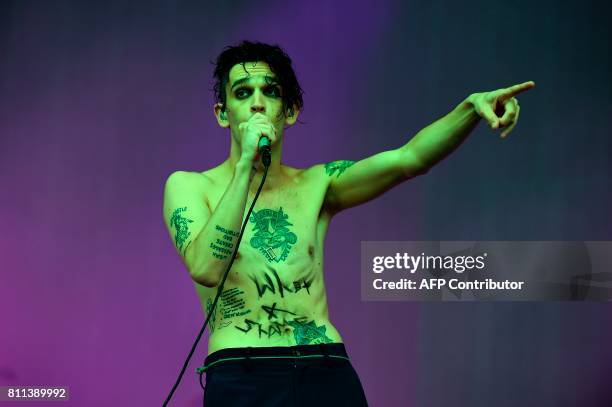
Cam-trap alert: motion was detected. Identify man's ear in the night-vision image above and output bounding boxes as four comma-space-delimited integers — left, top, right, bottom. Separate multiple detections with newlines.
283, 104, 300, 126
214, 103, 230, 128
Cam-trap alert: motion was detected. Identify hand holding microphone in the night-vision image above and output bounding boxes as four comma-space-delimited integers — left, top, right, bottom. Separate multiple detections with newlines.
237, 112, 277, 167
257, 135, 271, 167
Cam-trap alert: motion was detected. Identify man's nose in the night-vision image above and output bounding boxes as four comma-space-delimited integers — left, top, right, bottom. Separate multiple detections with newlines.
250, 91, 265, 113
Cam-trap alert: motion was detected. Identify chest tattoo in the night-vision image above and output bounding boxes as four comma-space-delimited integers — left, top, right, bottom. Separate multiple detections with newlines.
249, 207, 298, 263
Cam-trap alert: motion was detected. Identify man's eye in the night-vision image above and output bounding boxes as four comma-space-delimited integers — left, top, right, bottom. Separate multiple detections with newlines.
265, 87, 280, 97
235, 89, 250, 98
234, 87, 280, 98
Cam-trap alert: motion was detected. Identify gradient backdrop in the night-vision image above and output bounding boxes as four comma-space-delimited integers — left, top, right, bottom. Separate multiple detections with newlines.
1, 0, 611, 406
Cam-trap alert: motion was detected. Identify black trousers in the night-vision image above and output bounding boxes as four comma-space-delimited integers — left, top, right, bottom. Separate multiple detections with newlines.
201, 343, 368, 406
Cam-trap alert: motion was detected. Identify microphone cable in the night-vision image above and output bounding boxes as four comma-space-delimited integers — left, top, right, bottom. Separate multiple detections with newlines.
163, 148, 272, 406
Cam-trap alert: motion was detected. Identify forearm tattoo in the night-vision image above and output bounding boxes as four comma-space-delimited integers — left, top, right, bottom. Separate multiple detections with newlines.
209, 224, 239, 260
324, 160, 356, 178
170, 207, 193, 255
249, 207, 297, 263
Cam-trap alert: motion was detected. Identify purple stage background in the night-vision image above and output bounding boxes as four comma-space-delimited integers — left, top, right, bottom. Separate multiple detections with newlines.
1, 1, 611, 406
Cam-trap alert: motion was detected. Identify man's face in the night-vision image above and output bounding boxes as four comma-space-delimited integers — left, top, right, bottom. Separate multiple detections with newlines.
220, 61, 286, 131
214, 61, 300, 147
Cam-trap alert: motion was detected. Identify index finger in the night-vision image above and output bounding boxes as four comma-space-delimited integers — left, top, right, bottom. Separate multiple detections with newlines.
499, 81, 535, 99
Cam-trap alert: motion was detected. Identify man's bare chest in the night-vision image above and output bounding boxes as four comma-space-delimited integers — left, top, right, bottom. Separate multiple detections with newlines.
194, 168, 338, 346
205, 171, 331, 282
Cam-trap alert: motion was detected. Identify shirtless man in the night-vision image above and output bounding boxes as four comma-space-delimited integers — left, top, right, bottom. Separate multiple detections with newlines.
162, 41, 534, 406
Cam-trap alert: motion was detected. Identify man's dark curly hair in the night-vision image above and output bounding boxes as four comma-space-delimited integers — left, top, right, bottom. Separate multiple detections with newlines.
212, 40, 304, 119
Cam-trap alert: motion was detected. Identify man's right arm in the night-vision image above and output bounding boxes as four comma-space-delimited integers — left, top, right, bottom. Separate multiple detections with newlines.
162, 160, 254, 287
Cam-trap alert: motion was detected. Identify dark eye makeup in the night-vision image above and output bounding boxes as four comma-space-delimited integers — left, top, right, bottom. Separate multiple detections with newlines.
235, 86, 281, 98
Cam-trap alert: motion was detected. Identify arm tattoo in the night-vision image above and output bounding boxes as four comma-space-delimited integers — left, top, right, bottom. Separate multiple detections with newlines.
209, 224, 239, 260
170, 207, 193, 256
324, 160, 356, 178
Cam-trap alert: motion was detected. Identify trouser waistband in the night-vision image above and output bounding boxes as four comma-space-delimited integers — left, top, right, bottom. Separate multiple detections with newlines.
197, 343, 349, 373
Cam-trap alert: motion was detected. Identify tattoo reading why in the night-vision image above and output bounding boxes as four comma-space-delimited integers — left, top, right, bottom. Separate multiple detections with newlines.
324, 160, 356, 178
170, 207, 193, 255
250, 269, 313, 299
209, 224, 239, 260
249, 207, 297, 263
218, 287, 251, 319
251, 269, 293, 298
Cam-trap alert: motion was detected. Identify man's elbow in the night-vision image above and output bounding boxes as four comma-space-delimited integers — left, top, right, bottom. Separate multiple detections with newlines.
188, 261, 221, 287
410, 163, 430, 177
399, 149, 430, 179
185, 248, 221, 288
190, 270, 221, 288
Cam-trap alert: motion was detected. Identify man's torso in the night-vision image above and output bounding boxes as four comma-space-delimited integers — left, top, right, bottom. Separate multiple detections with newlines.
189, 162, 342, 355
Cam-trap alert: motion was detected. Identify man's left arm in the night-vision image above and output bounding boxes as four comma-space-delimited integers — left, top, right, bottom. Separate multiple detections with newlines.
323, 81, 535, 213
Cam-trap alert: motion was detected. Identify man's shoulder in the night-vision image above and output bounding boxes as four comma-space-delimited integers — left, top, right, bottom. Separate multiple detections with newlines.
165, 169, 211, 185
286, 162, 327, 179
168, 161, 231, 184
166, 162, 329, 188
281, 163, 332, 189
164, 168, 215, 196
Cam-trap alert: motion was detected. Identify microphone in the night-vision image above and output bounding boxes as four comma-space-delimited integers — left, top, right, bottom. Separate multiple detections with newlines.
258, 135, 271, 167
